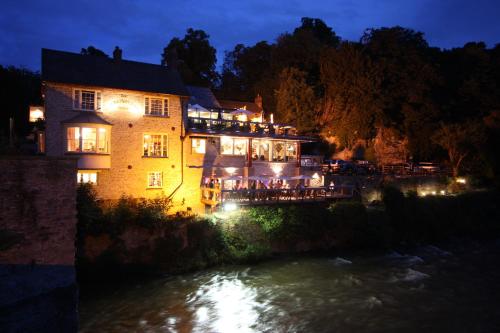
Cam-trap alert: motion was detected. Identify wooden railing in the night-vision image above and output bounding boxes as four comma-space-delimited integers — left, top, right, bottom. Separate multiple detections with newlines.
201, 185, 355, 206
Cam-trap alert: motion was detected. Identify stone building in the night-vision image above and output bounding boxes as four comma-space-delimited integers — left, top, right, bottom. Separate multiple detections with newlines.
42, 48, 317, 213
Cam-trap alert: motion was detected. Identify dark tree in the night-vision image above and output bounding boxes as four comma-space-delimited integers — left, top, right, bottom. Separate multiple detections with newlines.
162, 28, 218, 87
80, 46, 108, 57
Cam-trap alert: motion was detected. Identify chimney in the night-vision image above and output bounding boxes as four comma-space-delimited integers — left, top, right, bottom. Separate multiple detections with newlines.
113, 46, 122, 61
254, 94, 263, 109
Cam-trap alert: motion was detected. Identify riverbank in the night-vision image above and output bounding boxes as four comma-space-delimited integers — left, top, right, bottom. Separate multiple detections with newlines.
76, 184, 500, 283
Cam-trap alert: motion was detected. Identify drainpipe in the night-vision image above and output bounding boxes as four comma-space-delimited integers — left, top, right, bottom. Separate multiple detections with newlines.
167, 97, 187, 201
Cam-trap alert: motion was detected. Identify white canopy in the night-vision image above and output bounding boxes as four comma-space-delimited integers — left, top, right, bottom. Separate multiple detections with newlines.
188, 103, 209, 112
248, 176, 268, 181
291, 175, 313, 180
221, 175, 243, 181
230, 108, 254, 116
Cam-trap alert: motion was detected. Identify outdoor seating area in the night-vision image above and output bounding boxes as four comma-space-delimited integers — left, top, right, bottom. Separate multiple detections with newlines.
201, 184, 354, 206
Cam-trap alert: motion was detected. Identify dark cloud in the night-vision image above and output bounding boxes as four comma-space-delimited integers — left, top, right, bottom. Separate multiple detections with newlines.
0, 0, 498, 71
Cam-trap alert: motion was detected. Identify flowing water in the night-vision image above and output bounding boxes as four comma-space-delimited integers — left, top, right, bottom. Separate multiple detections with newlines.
79, 241, 500, 332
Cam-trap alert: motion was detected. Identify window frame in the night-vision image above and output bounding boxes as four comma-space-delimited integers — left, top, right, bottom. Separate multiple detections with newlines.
147, 171, 163, 188
66, 126, 110, 154
73, 89, 102, 111
144, 96, 169, 117
143, 133, 169, 158
191, 138, 206, 154
220, 137, 247, 156
77, 171, 98, 184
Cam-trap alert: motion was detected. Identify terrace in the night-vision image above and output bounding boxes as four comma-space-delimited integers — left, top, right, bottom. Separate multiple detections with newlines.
186, 107, 312, 140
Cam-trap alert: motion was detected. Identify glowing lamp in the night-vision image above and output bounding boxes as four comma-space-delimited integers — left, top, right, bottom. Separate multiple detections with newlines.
225, 167, 237, 175
223, 202, 238, 212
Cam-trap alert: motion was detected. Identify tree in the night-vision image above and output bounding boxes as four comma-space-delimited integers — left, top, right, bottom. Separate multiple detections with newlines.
433, 122, 485, 177
275, 67, 317, 133
80, 46, 108, 57
319, 42, 380, 149
162, 28, 217, 87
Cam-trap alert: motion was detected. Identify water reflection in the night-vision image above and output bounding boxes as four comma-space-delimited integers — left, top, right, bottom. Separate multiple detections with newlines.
80, 241, 500, 333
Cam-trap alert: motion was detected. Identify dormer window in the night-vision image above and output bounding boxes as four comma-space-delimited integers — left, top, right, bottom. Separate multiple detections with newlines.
145, 97, 169, 116
73, 89, 102, 111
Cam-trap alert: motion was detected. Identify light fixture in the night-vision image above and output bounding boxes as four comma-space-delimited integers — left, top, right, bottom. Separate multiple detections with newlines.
225, 167, 237, 175
223, 202, 237, 212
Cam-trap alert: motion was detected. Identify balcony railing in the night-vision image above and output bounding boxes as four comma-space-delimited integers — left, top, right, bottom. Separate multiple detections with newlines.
187, 117, 300, 137
201, 186, 355, 206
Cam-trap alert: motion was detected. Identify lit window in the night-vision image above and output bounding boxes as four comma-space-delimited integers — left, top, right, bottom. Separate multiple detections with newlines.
67, 126, 109, 153
220, 136, 247, 155
143, 134, 168, 157
272, 141, 285, 162
192, 138, 206, 154
145, 97, 169, 116
285, 142, 297, 161
77, 171, 97, 184
73, 90, 101, 111
147, 171, 163, 188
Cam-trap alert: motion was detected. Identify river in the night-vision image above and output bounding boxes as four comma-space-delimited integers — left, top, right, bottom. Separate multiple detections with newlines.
79, 240, 500, 332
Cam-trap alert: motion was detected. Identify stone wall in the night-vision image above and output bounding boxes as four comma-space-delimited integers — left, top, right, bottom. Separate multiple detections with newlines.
0, 156, 78, 332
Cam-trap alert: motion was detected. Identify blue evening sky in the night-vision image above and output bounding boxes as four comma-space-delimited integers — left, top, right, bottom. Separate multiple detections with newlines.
1, 0, 499, 71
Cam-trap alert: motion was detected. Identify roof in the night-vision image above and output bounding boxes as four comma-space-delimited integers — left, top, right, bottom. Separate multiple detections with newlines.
187, 86, 221, 108
62, 112, 112, 125
42, 48, 189, 96
218, 99, 263, 114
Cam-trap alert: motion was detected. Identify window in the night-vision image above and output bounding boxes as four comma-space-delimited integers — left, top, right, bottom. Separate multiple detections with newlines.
143, 134, 168, 157
77, 171, 97, 184
220, 136, 247, 156
147, 172, 163, 188
272, 141, 285, 162
285, 142, 297, 161
67, 126, 109, 153
145, 97, 169, 116
73, 90, 101, 111
192, 138, 206, 154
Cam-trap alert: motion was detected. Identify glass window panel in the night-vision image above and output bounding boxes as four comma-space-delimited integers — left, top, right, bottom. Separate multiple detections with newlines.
97, 128, 108, 153
272, 141, 285, 162
147, 172, 163, 188
192, 138, 206, 154
233, 138, 247, 156
81, 127, 97, 152
143, 134, 168, 157
251, 139, 259, 160
220, 136, 234, 155
150, 98, 163, 115
259, 140, 270, 161
77, 172, 97, 184
67, 127, 80, 152
286, 142, 297, 161
81, 91, 95, 110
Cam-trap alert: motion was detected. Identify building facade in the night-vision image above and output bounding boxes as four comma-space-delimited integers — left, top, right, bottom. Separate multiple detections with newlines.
42, 48, 318, 213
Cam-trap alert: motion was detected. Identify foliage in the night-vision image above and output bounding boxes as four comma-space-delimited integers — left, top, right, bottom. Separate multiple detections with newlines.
433, 122, 486, 176
162, 28, 218, 87
276, 67, 317, 133
80, 46, 108, 57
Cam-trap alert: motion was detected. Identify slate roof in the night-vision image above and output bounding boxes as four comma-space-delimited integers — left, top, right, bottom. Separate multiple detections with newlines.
62, 112, 112, 125
42, 48, 189, 96
187, 86, 221, 108
218, 99, 263, 114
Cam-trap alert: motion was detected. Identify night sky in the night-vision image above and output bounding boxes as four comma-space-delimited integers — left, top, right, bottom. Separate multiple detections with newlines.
1, 0, 499, 71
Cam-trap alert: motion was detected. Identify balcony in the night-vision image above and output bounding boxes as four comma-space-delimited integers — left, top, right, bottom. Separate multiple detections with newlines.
187, 117, 311, 140
201, 186, 355, 207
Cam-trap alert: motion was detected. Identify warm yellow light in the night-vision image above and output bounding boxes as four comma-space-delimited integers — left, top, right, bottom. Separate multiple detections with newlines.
223, 202, 238, 212
225, 167, 237, 175
29, 107, 44, 122
440, 190, 446, 195
312, 172, 320, 179
431, 191, 437, 195
456, 178, 466, 184
271, 164, 283, 176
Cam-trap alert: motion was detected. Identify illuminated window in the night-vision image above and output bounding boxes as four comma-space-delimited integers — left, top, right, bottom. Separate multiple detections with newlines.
259, 140, 270, 161
147, 171, 163, 188
143, 134, 168, 157
192, 138, 206, 154
220, 137, 247, 155
73, 90, 101, 111
77, 171, 97, 184
285, 142, 297, 161
272, 141, 285, 162
66, 126, 109, 153
145, 97, 169, 116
